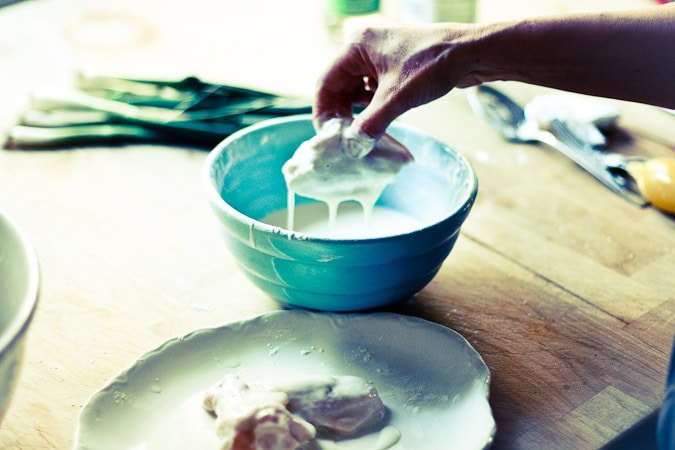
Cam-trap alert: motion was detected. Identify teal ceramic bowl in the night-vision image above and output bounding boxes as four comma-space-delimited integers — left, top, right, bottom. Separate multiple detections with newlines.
204, 115, 477, 311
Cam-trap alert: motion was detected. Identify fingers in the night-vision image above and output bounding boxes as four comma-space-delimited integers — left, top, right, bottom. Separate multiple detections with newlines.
343, 124, 377, 158
314, 76, 401, 154
313, 43, 377, 129
312, 25, 431, 149
313, 67, 397, 144
351, 76, 409, 141
314, 84, 373, 130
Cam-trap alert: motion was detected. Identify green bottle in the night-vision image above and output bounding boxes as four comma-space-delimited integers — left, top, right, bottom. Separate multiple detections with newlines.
325, 0, 382, 41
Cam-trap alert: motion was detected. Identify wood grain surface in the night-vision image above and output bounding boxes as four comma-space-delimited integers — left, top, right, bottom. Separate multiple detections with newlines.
0, 0, 672, 449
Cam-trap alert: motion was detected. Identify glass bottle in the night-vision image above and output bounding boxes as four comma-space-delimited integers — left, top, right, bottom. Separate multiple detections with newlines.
325, 0, 382, 42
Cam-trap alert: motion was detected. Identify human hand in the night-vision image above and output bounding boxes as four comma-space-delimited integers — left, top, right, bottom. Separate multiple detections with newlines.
313, 24, 481, 157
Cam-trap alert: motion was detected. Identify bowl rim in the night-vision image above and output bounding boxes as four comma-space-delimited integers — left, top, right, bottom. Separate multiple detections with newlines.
203, 114, 478, 243
0, 211, 40, 356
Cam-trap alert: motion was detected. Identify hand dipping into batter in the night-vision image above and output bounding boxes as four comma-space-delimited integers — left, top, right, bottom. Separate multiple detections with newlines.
281, 118, 414, 231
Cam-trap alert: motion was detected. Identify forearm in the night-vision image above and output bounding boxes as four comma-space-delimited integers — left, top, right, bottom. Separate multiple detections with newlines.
463, 5, 675, 108
313, 5, 674, 140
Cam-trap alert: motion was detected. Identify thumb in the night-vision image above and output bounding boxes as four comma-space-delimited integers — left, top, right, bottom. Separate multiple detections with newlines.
343, 123, 377, 158
352, 88, 404, 143
352, 106, 390, 141
344, 99, 404, 158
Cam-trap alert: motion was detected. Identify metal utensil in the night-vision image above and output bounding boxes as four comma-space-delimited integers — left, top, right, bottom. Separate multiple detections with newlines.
468, 84, 647, 206
525, 94, 675, 213
605, 154, 675, 214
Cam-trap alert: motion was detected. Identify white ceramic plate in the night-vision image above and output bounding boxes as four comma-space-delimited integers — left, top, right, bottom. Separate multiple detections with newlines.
74, 311, 495, 450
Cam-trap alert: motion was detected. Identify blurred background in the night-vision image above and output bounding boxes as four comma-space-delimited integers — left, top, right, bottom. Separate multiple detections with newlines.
0, 0, 669, 448
0, 0, 660, 123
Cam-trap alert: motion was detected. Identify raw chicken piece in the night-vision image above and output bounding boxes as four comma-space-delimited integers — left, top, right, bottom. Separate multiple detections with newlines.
281, 375, 386, 436
203, 374, 387, 449
282, 118, 414, 208
203, 375, 315, 450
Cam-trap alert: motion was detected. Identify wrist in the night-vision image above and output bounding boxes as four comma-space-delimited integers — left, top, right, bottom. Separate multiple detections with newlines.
451, 20, 527, 86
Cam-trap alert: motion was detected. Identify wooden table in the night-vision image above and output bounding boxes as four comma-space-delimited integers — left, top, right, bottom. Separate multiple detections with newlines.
0, 0, 673, 448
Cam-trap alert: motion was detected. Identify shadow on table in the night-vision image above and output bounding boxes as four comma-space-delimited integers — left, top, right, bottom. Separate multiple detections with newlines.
600, 409, 659, 450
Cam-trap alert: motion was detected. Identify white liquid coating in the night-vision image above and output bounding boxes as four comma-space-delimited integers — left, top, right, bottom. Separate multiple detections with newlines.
136, 384, 401, 450
282, 118, 414, 233
200, 374, 398, 450
263, 202, 422, 239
